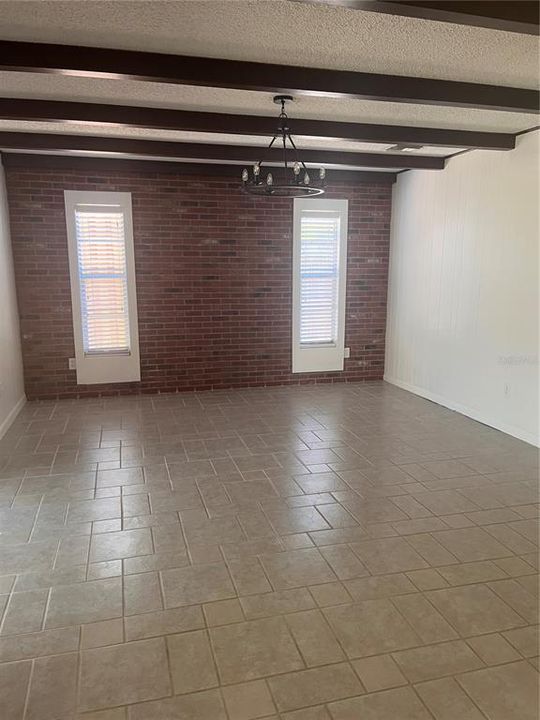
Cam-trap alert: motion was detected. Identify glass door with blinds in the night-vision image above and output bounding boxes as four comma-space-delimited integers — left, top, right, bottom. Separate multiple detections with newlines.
64, 191, 140, 384
292, 198, 348, 373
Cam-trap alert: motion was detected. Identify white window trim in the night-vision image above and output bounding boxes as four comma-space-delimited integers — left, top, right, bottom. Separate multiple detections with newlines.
64, 190, 141, 385
292, 197, 348, 374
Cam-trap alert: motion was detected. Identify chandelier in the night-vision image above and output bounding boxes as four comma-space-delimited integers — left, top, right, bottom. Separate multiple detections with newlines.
241, 95, 326, 198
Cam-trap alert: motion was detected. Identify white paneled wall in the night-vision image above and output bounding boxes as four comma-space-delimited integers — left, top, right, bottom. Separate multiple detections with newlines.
0, 159, 25, 437
385, 131, 539, 446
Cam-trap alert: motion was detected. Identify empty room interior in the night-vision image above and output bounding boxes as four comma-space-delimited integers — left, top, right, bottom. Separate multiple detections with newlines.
0, 1, 539, 719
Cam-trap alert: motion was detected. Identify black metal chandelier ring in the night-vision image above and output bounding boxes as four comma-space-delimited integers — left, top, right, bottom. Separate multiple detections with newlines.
241, 95, 326, 198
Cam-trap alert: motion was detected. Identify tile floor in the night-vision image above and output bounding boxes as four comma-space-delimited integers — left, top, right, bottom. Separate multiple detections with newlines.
0, 381, 538, 720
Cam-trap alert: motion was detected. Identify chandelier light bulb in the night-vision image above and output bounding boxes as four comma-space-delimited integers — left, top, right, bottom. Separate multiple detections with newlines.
266, 173, 273, 186
293, 162, 301, 175
253, 162, 260, 176
303, 172, 310, 185
242, 168, 249, 182
319, 167, 326, 180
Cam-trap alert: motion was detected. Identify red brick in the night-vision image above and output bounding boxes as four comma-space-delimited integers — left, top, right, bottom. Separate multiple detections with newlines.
6, 167, 391, 400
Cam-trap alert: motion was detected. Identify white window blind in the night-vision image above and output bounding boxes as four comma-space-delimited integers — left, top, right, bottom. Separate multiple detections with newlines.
64, 191, 140, 385
75, 208, 131, 355
299, 213, 340, 345
292, 198, 348, 373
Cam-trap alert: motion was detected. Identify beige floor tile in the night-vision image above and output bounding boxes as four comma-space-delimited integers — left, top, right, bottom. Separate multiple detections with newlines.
405, 533, 459, 566
309, 581, 352, 607
284, 609, 345, 666
240, 588, 315, 619
318, 545, 369, 580
503, 625, 540, 657
467, 633, 521, 664
123, 550, 189, 574
90, 528, 153, 562
82, 618, 124, 649
350, 537, 428, 575
87, 560, 123, 580
352, 654, 407, 692
79, 638, 171, 711
4, 388, 538, 720
265, 506, 330, 534
260, 548, 336, 589
344, 573, 417, 600
26, 652, 78, 720
268, 663, 363, 712
124, 605, 204, 641
97, 467, 143, 487
415, 677, 486, 720
203, 598, 244, 626
128, 688, 228, 720
431, 528, 512, 562
281, 707, 331, 720
168, 630, 219, 694
391, 593, 458, 642
457, 660, 539, 720
391, 517, 448, 535
210, 617, 304, 684
494, 556, 537, 577
227, 556, 273, 595
161, 562, 236, 607
392, 639, 484, 682
0, 540, 57, 575
406, 568, 448, 590
222, 680, 275, 720
0, 588, 48, 635
45, 577, 122, 628
437, 560, 508, 585
77, 709, 127, 720
316, 503, 359, 528
488, 578, 538, 623
123, 572, 163, 616
426, 584, 526, 635
68, 497, 121, 523
0, 660, 31, 720
412, 490, 480, 514
281, 532, 314, 549
328, 686, 433, 720
324, 599, 420, 658
0, 625, 80, 662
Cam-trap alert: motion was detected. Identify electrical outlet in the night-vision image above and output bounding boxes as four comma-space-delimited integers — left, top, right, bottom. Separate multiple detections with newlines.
344, 347, 351, 359
68, 358, 76, 370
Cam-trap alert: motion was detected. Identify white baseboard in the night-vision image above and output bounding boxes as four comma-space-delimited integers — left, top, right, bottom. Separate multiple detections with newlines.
384, 375, 539, 448
0, 395, 26, 440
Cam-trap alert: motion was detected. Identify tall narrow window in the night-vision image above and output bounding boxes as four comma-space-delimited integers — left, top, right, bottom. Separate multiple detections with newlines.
292, 198, 348, 373
65, 191, 140, 384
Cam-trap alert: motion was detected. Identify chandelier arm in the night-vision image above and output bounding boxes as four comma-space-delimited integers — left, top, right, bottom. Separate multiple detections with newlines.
287, 133, 308, 172
282, 132, 288, 172
262, 134, 279, 168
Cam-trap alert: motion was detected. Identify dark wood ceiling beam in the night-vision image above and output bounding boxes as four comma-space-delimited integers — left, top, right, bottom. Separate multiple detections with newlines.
0, 40, 537, 113
292, 1, 540, 35
0, 152, 397, 183
0, 132, 445, 169
0, 99, 516, 151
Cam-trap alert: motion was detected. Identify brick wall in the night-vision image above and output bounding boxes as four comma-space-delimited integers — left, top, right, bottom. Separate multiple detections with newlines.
5, 164, 392, 400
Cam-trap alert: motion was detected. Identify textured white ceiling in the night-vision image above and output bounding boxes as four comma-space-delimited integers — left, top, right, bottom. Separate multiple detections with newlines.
0, 1, 536, 165
0, 121, 465, 155
1, 73, 537, 135
0, 0, 537, 87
